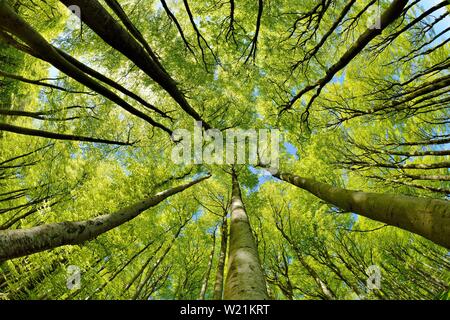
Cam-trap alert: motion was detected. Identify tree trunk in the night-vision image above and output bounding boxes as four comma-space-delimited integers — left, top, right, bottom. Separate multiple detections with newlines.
212, 216, 228, 300
198, 231, 216, 300
58, 0, 210, 128
0, 1, 172, 135
274, 218, 335, 299
132, 222, 186, 300
0, 175, 210, 261
273, 172, 450, 249
123, 241, 166, 293
0, 123, 131, 146
223, 171, 268, 299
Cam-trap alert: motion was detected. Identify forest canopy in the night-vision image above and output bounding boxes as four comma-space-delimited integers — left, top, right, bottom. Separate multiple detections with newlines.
0, 0, 449, 300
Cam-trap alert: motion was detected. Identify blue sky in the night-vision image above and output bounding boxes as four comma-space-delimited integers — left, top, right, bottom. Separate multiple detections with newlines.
422, 0, 450, 40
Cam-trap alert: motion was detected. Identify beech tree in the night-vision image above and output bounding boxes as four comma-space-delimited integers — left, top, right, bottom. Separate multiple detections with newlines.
0, 0, 449, 300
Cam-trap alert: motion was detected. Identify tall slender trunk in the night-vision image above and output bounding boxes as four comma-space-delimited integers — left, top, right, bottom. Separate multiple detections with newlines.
275, 218, 335, 299
274, 172, 450, 249
132, 221, 187, 300
88, 235, 162, 299
123, 241, 166, 293
0, 123, 131, 146
0, 2, 172, 135
58, 0, 210, 128
0, 175, 210, 261
104, 0, 165, 71
224, 171, 268, 300
295, 251, 335, 300
198, 231, 216, 300
213, 216, 228, 300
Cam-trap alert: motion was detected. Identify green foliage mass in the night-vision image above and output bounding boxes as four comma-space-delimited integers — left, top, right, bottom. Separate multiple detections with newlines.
0, 0, 448, 300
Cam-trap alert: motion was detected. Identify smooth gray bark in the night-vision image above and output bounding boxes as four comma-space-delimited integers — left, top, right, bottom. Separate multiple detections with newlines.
224, 171, 268, 299
212, 216, 228, 300
0, 174, 210, 261
274, 172, 450, 249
